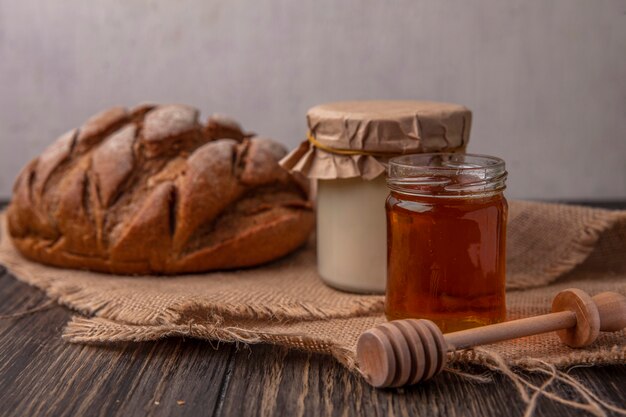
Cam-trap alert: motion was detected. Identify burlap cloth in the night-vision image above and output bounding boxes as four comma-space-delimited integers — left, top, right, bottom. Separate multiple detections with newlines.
0, 201, 625, 374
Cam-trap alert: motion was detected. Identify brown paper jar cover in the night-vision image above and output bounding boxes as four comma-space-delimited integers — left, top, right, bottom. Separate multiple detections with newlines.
280, 100, 472, 180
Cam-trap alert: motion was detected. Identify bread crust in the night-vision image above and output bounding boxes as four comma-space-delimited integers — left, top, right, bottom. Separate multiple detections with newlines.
8, 104, 314, 275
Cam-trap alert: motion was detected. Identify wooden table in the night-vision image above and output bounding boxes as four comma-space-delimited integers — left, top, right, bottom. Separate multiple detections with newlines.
0, 202, 624, 417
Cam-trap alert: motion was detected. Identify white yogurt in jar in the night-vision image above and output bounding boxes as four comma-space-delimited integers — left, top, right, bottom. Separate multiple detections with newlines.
316, 176, 389, 293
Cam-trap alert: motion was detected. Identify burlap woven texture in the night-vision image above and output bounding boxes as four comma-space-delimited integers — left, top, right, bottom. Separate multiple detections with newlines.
0, 201, 625, 373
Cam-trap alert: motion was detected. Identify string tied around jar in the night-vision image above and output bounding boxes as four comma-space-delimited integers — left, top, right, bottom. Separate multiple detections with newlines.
306, 131, 400, 158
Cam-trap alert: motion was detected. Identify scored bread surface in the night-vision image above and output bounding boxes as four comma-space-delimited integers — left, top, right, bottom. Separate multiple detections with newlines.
7, 104, 314, 275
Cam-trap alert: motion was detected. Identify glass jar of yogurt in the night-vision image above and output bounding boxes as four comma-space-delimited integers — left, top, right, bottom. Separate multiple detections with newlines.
281, 100, 472, 293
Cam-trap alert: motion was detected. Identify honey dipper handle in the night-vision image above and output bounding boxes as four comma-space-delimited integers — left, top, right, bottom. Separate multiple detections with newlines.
593, 292, 626, 332
444, 311, 577, 351
444, 290, 626, 351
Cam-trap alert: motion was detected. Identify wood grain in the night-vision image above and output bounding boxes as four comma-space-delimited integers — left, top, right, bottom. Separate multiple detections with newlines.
0, 270, 625, 417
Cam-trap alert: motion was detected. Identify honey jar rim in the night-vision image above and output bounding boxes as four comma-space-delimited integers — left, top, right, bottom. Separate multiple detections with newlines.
387, 153, 507, 197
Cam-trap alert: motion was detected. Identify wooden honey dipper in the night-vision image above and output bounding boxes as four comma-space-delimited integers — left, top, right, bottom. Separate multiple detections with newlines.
356, 289, 626, 388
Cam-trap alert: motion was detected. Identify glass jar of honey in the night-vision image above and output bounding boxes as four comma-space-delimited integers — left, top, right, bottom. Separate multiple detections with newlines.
385, 153, 508, 332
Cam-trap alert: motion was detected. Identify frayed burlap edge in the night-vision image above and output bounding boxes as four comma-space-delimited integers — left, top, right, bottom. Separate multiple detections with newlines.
506, 201, 626, 290
0, 256, 385, 326
0, 260, 385, 326
61, 315, 626, 371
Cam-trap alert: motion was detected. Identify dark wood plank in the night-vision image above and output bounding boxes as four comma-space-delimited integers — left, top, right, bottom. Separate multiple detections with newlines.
217, 344, 625, 417
0, 271, 233, 417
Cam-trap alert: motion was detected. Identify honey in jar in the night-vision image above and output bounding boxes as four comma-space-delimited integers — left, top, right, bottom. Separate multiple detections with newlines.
385, 153, 508, 333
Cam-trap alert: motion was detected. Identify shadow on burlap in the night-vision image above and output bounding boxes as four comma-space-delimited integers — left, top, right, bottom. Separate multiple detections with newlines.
1, 201, 625, 374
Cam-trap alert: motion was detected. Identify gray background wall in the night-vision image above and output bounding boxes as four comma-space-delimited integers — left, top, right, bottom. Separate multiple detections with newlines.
1, 0, 625, 200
